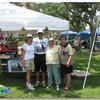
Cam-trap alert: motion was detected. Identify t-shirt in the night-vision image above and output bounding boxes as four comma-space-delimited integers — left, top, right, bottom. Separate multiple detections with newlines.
33, 37, 48, 54
22, 42, 34, 60
46, 45, 60, 65
59, 44, 73, 65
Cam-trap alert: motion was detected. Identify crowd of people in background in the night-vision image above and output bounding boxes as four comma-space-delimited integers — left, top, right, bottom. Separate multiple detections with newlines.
21, 29, 73, 91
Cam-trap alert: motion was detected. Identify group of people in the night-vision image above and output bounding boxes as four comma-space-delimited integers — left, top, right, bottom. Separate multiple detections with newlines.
21, 29, 73, 91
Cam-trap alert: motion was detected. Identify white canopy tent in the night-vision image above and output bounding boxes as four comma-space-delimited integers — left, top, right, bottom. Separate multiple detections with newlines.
0, 3, 69, 31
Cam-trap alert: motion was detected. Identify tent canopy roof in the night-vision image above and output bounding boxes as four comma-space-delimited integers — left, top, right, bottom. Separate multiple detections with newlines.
79, 29, 90, 35
0, 3, 69, 31
60, 30, 77, 35
79, 28, 100, 36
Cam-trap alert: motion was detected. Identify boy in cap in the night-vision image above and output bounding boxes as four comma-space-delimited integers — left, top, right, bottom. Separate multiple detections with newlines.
33, 29, 48, 87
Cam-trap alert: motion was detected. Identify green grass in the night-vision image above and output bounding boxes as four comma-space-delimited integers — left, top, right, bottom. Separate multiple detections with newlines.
0, 50, 100, 98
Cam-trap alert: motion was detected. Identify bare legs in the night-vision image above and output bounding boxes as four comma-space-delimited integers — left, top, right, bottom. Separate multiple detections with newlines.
64, 73, 71, 90
36, 72, 46, 81
26, 70, 32, 83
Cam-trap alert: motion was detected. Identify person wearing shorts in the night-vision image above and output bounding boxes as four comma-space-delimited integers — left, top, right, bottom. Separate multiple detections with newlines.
33, 29, 48, 87
59, 35, 73, 91
21, 33, 35, 90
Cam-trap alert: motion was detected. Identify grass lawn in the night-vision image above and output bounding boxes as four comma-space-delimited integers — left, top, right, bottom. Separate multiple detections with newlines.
0, 49, 100, 98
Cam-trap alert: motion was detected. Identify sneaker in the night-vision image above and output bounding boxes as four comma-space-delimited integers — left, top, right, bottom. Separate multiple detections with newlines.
26, 82, 35, 90
42, 81, 46, 87
56, 85, 59, 91
46, 84, 52, 89
34, 81, 40, 87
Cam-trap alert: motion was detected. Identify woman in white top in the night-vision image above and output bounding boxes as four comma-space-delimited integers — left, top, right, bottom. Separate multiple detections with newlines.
21, 33, 35, 90
46, 37, 61, 91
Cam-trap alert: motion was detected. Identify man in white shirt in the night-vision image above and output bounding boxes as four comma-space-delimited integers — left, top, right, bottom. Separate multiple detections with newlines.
33, 29, 48, 87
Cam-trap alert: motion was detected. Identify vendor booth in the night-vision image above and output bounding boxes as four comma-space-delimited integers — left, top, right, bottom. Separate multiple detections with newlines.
0, 3, 69, 74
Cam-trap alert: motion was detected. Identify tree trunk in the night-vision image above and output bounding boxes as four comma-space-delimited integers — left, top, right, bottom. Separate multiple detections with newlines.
90, 24, 96, 51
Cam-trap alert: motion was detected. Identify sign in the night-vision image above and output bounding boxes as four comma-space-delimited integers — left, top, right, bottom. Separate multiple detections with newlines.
8, 59, 25, 72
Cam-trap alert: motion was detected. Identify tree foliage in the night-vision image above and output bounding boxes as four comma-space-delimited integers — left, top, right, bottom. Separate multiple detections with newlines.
38, 3, 100, 33
11, 2, 100, 36
37, 2, 100, 48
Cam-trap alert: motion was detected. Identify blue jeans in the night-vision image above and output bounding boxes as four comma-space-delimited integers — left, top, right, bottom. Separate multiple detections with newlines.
47, 64, 61, 85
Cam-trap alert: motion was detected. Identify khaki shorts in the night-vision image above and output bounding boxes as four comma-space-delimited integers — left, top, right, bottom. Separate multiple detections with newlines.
25, 58, 34, 71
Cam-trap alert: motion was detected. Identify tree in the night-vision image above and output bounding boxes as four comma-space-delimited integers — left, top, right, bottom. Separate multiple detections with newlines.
11, 2, 100, 47
38, 3, 86, 32
10, 2, 40, 11
38, 3, 100, 48
10, 2, 100, 34
39, 3, 100, 30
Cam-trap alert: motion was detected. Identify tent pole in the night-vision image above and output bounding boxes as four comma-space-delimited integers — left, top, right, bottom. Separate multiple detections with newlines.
67, 30, 69, 42
83, 16, 100, 89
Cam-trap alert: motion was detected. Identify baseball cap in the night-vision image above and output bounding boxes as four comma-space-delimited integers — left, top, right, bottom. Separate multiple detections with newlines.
26, 33, 32, 37
37, 29, 43, 34
48, 37, 54, 41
